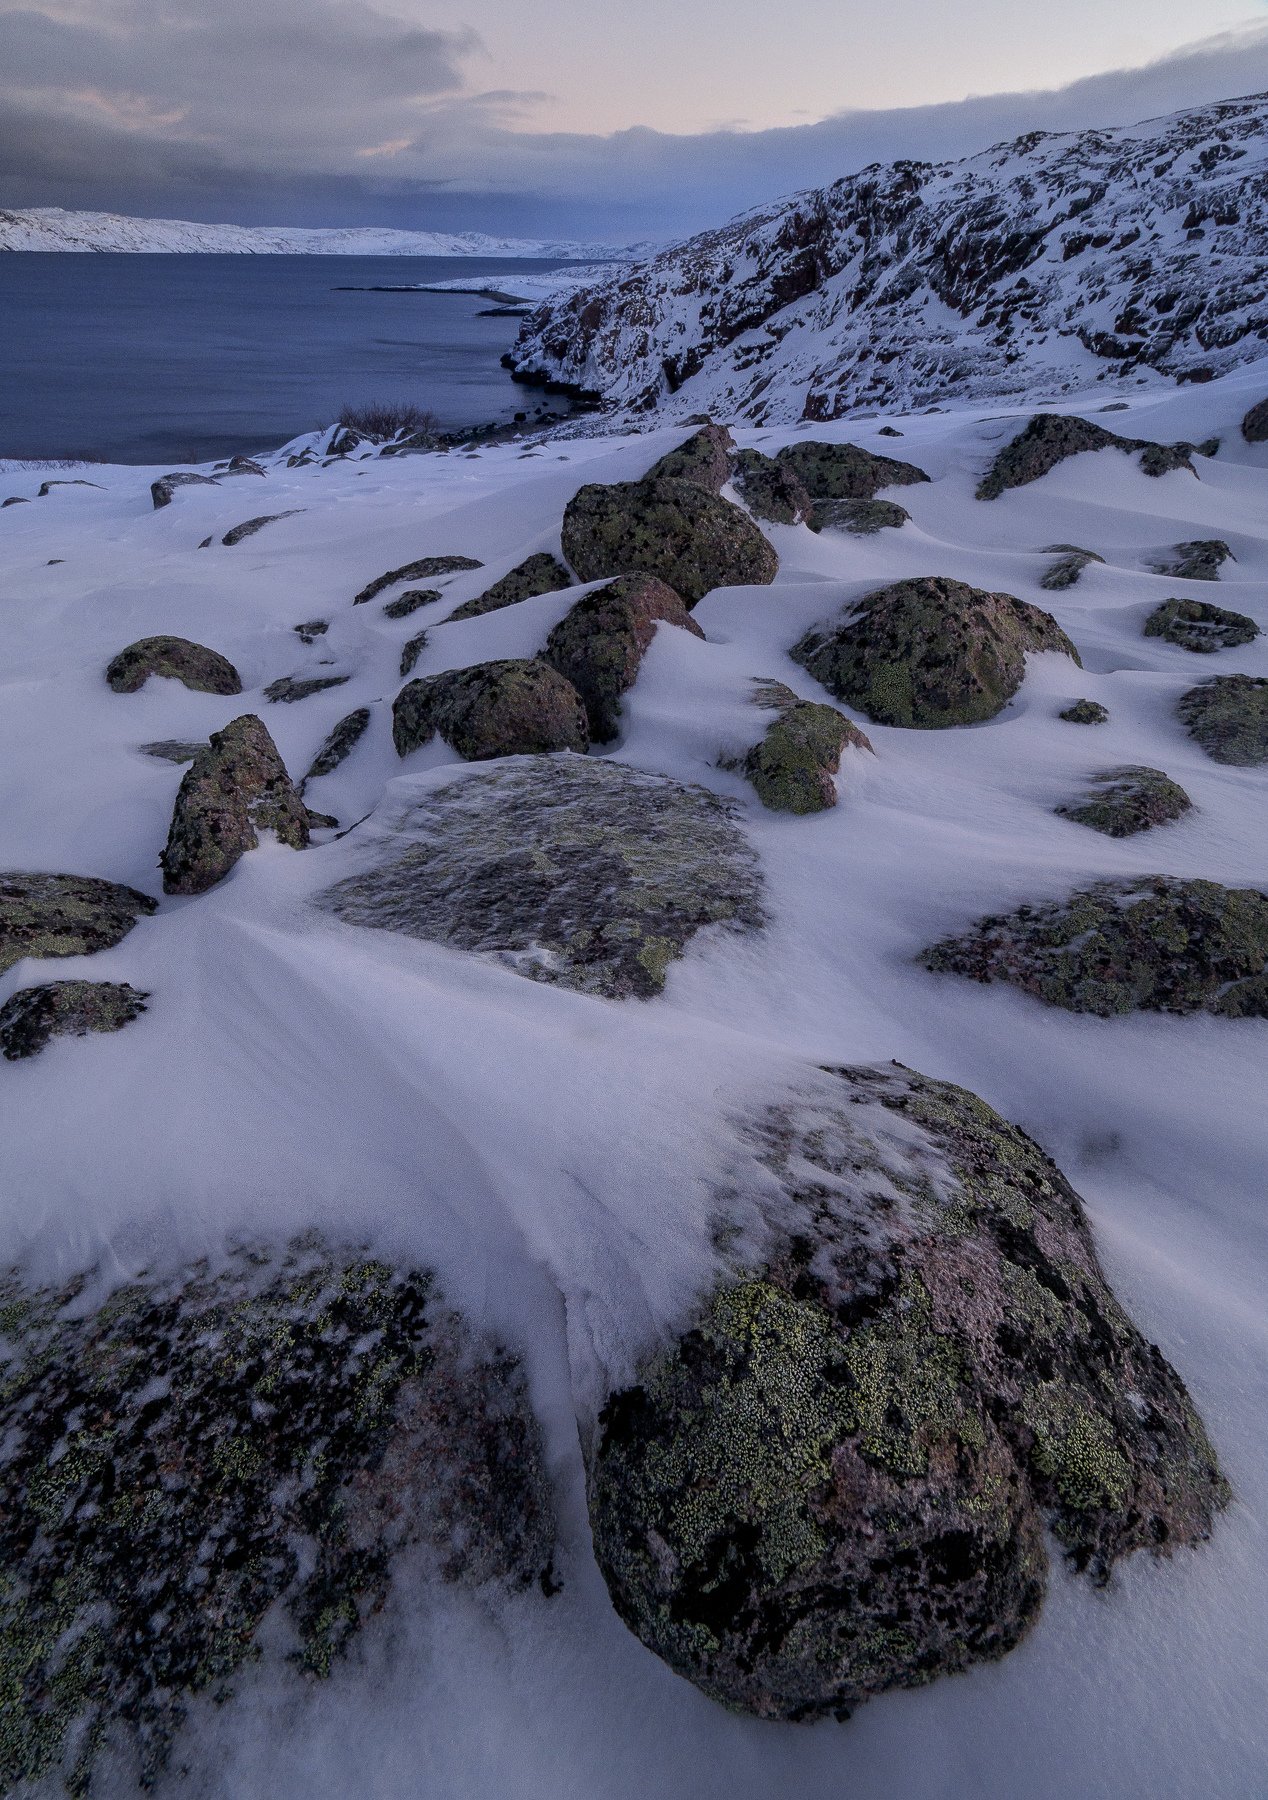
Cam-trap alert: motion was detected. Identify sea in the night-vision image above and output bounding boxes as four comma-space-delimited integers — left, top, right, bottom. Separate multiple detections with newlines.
0, 253, 596, 464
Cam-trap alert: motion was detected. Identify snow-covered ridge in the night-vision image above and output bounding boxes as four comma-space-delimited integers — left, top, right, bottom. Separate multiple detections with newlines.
506, 90, 1268, 423
0, 206, 647, 261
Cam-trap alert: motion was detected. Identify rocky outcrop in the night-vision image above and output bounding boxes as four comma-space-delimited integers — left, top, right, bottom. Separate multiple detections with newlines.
976, 415, 1206, 500
1151, 540, 1234, 583
542, 574, 703, 741
0, 873, 156, 974
0, 1240, 555, 1794
392, 659, 589, 760
1178, 675, 1268, 765
0, 979, 148, 1059
776, 441, 929, 500
590, 1062, 1226, 1721
446, 553, 573, 621
353, 555, 483, 606
1144, 598, 1258, 652
321, 757, 763, 999
106, 636, 241, 696
791, 576, 1079, 728
736, 680, 873, 813
816, 498, 910, 535
1055, 766, 1192, 836
263, 674, 351, 703
384, 587, 440, 619
1242, 397, 1268, 443
1059, 699, 1108, 725
302, 707, 372, 786
731, 450, 816, 526
561, 477, 778, 607
161, 714, 310, 894
221, 510, 303, 546
1041, 546, 1104, 591
150, 471, 219, 508
643, 424, 736, 493
923, 876, 1268, 1016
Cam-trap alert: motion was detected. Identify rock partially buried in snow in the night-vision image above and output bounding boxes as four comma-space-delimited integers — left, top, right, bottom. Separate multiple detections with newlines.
0, 873, 156, 975
150, 471, 220, 508
815, 497, 910, 535
384, 587, 441, 620
923, 876, 1268, 1016
1040, 545, 1104, 590
736, 679, 873, 813
221, 510, 304, 546
561, 477, 778, 607
543, 573, 703, 742
1055, 766, 1192, 837
0, 979, 148, 1060
791, 576, 1079, 729
1241, 396, 1268, 443
353, 554, 483, 605
445, 553, 573, 621
0, 1239, 555, 1794
975, 415, 1203, 499
775, 440, 929, 499
302, 706, 372, 786
393, 658, 589, 761
589, 1062, 1226, 1722
141, 739, 206, 763
106, 635, 241, 696
643, 423, 736, 493
1144, 598, 1259, 652
1150, 540, 1234, 583
1058, 699, 1108, 725
731, 449, 816, 526
263, 673, 351, 704
322, 756, 764, 998
161, 713, 310, 894
1178, 674, 1268, 765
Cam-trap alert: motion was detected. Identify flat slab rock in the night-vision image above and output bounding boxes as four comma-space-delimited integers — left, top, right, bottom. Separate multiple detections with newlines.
0, 872, 156, 975
0, 979, 148, 1060
590, 1062, 1226, 1722
321, 756, 764, 998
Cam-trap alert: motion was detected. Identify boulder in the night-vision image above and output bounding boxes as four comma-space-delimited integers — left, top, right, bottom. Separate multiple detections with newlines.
321, 756, 763, 999
1059, 699, 1108, 725
150, 471, 220, 508
353, 555, 483, 605
731, 449, 816, 526
1144, 598, 1258, 652
1055, 766, 1192, 836
446, 553, 573, 621
737, 679, 873, 813
923, 875, 1268, 1016
543, 574, 703, 742
643, 423, 736, 493
775, 440, 929, 499
1240, 397, 1268, 443
106, 636, 241, 696
221, 510, 303, 546
0, 1240, 554, 1794
161, 714, 310, 895
590, 1062, 1226, 1721
561, 477, 778, 607
1150, 541, 1234, 582
976, 415, 1204, 499
263, 674, 350, 703
1041, 546, 1104, 590
791, 576, 1079, 729
1178, 675, 1268, 765
384, 587, 441, 619
302, 707, 372, 786
393, 659, 589, 761
815, 498, 910, 535
400, 632, 428, 677
0, 980, 148, 1060
0, 872, 156, 975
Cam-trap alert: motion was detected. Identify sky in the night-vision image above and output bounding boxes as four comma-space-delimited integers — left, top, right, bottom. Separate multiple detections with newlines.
1, 0, 1267, 241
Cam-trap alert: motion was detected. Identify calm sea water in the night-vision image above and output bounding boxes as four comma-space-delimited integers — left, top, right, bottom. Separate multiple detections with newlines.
0, 253, 587, 464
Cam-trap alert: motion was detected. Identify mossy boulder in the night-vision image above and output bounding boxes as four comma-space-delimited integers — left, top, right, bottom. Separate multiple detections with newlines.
816, 498, 911, 535
161, 714, 310, 895
1144, 598, 1258, 652
0, 873, 156, 975
1240, 397, 1268, 444
923, 876, 1268, 1016
590, 1062, 1226, 1721
321, 757, 763, 999
976, 415, 1203, 499
106, 636, 241, 696
644, 424, 736, 494
737, 680, 873, 813
353, 555, 483, 606
393, 658, 588, 761
302, 707, 372, 786
0, 980, 148, 1060
542, 574, 703, 742
775, 440, 929, 499
732, 449, 816, 526
1041, 546, 1104, 591
1178, 675, 1268, 765
1151, 541, 1234, 582
1056, 766, 1192, 837
1059, 699, 1108, 725
0, 1239, 554, 1794
446, 553, 573, 621
791, 576, 1079, 729
263, 674, 350, 704
561, 477, 778, 607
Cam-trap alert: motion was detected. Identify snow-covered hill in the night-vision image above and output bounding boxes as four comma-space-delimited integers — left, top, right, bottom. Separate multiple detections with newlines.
0, 206, 643, 260
506, 91, 1268, 422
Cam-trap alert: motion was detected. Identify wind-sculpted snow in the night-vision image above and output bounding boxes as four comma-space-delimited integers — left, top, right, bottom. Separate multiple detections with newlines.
507, 93, 1268, 422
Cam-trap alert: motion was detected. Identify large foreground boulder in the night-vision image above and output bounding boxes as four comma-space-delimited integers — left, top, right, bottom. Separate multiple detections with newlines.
1055, 766, 1192, 836
791, 576, 1079, 728
392, 659, 589, 760
976, 415, 1208, 499
0, 979, 148, 1060
561, 477, 778, 606
0, 1239, 554, 1794
736, 680, 873, 813
106, 636, 241, 696
161, 714, 310, 894
446, 553, 573, 621
923, 876, 1268, 1017
1178, 675, 1268, 765
775, 440, 929, 499
590, 1063, 1226, 1721
321, 757, 764, 998
543, 574, 703, 742
1144, 598, 1258, 652
0, 872, 156, 974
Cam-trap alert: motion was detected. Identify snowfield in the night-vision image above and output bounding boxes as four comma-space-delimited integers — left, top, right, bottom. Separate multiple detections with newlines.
1, 364, 1266, 1796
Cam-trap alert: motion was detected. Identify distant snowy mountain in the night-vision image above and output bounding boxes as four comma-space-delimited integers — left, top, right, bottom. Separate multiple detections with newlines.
0, 206, 644, 261
506, 91, 1268, 422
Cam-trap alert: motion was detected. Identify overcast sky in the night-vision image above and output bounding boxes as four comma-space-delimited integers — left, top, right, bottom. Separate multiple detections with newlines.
1, 0, 1266, 240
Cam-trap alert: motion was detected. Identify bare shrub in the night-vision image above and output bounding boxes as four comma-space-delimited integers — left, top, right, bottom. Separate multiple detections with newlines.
338, 400, 439, 441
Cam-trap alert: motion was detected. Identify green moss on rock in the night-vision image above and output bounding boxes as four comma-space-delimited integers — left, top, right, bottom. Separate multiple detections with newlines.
1056, 766, 1192, 837
732, 449, 816, 526
644, 424, 735, 494
737, 681, 873, 813
1145, 598, 1257, 652
1178, 675, 1268, 765
0, 980, 148, 1060
816, 498, 911, 535
161, 714, 310, 895
1059, 699, 1108, 725
0, 872, 156, 975
775, 440, 929, 499
542, 574, 703, 742
1150, 541, 1234, 582
1041, 546, 1104, 590
392, 658, 589, 761
446, 554, 572, 621
106, 636, 241, 696
561, 477, 778, 607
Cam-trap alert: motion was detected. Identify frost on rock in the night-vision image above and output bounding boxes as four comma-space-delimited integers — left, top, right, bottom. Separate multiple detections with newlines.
589, 1063, 1227, 1721
392, 659, 590, 760
543, 573, 703, 742
0, 979, 148, 1059
445, 554, 573, 621
1055, 766, 1192, 837
923, 876, 1268, 1016
0, 872, 156, 975
161, 714, 310, 895
734, 679, 873, 814
560, 476, 778, 607
1178, 674, 1268, 765
791, 576, 1079, 729
0, 1239, 555, 1795
105, 635, 241, 696
1144, 598, 1258, 653
321, 756, 764, 998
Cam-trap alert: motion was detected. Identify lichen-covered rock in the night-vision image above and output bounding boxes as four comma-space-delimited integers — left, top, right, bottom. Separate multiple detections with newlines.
1041, 546, 1104, 590
542, 574, 703, 742
302, 707, 372, 786
815, 498, 911, 535
0, 980, 148, 1060
384, 587, 441, 620
791, 576, 1080, 729
737, 680, 873, 813
0, 1240, 555, 1794
264, 674, 351, 703
353, 555, 483, 605
561, 477, 778, 607
1144, 598, 1259, 652
161, 714, 309, 895
976, 415, 1201, 499
1151, 541, 1234, 582
644, 424, 736, 494
923, 876, 1268, 1016
1178, 675, 1268, 765
150, 471, 219, 508
221, 510, 303, 546
400, 631, 429, 678
393, 659, 589, 761
322, 757, 763, 999
1242, 397, 1268, 444
590, 1062, 1226, 1721
106, 636, 241, 696
1059, 699, 1108, 725
1056, 767, 1192, 837
140, 739, 205, 762
0, 873, 156, 975
775, 440, 929, 499
731, 449, 816, 526
446, 554, 573, 622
